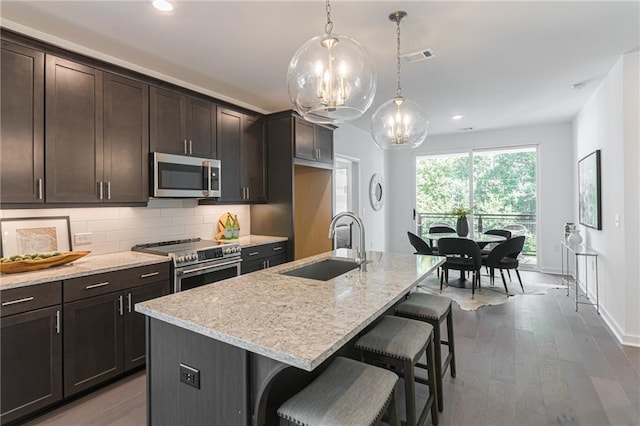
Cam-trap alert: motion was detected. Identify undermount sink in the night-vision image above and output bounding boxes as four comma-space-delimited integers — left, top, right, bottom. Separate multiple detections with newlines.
281, 257, 361, 281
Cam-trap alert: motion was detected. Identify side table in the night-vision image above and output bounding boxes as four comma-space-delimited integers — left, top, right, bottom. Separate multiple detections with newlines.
560, 240, 599, 314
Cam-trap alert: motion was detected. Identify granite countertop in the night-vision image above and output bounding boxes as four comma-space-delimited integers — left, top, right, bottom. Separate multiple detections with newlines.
0, 252, 170, 290
236, 235, 288, 248
136, 249, 444, 371
0, 235, 286, 290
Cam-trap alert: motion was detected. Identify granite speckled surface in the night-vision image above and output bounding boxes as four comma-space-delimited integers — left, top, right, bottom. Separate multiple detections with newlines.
136, 249, 444, 371
0, 252, 169, 290
236, 235, 288, 248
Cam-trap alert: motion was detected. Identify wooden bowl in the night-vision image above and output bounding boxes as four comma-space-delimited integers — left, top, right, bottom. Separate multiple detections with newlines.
0, 251, 91, 274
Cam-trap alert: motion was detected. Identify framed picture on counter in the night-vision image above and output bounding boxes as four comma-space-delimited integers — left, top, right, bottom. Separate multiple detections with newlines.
0, 216, 72, 257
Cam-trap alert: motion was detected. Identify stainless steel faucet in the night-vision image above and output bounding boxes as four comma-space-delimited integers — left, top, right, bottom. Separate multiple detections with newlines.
328, 211, 367, 268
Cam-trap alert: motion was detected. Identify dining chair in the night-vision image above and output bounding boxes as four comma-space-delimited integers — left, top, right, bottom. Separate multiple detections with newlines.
482, 235, 526, 295
478, 229, 512, 251
407, 231, 442, 281
437, 237, 483, 298
407, 231, 433, 255
428, 225, 455, 234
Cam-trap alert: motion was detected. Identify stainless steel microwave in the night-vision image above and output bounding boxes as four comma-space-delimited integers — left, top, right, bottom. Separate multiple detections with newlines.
151, 152, 221, 198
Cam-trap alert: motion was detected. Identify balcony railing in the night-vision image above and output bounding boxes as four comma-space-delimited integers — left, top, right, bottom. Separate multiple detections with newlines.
416, 212, 537, 256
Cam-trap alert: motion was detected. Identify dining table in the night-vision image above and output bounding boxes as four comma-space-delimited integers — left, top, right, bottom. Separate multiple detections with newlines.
424, 233, 507, 288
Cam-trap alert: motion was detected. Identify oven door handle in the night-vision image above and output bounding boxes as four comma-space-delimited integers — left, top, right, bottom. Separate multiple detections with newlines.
177, 259, 241, 276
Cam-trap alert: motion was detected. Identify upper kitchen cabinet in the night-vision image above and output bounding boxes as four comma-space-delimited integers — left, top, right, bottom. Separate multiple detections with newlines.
293, 116, 333, 166
149, 86, 216, 158
45, 55, 148, 204
0, 41, 45, 204
213, 108, 265, 204
45, 56, 103, 203
103, 73, 149, 203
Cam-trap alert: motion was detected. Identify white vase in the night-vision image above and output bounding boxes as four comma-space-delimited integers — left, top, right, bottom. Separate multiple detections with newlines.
567, 229, 583, 246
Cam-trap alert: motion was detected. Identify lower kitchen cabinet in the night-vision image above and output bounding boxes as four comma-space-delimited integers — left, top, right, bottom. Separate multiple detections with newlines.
124, 282, 169, 370
63, 292, 124, 397
241, 241, 287, 275
63, 279, 170, 397
0, 282, 62, 425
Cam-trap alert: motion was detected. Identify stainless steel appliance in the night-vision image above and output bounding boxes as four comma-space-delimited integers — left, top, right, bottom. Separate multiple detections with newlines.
132, 238, 241, 292
151, 152, 221, 198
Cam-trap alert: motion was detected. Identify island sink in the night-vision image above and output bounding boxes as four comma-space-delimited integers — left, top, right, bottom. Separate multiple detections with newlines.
281, 257, 361, 281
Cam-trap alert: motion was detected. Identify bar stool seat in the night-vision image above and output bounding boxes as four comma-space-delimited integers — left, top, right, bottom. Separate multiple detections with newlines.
277, 356, 399, 426
355, 316, 438, 426
395, 293, 456, 413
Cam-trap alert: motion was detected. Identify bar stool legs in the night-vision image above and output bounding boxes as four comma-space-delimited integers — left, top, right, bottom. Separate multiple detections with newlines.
395, 293, 457, 412
355, 316, 438, 426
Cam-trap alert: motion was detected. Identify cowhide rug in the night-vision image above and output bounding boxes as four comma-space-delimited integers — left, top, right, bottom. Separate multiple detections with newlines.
415, 273, 565, 311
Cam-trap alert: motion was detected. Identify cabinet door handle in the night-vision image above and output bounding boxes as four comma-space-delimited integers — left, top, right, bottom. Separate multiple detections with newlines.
98, 181, 103, 200
55, 310, 61, 334
140, 271, 160, 279
262, 260, 266, 269
106, 181, 111, 200
266, 259, 270, 268
248, 251, 260, 256
246, 187, 250, 199
37, 178, 43, 200
2, 296, 34, 306
272, 246, 283, 251
184, 139, 188, 154
118, 295, 124, 316
85, 281, 109, 290
189, 140, 193, 154
127, 293, 132, 313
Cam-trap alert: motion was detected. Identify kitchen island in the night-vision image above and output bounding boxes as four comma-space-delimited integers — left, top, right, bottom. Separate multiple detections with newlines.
136, 249, 443, 425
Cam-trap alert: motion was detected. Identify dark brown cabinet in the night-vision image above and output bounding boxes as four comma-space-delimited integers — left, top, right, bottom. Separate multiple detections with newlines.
294, 117, 333, 165
45, 55, 103, 203
216, 108, 266, 203
45, 55, 148, 204
150, 86, 216, 158
63, 291, 123, 397
0, 41, 45, 205
103, 73, 149, 203
240, 241, 287, 274
63, 264, 170, 397
1, 283, 62, 425
124, 281, 168, 370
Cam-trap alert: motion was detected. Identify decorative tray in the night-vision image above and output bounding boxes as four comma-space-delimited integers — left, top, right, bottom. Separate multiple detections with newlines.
0, 251, 91, 274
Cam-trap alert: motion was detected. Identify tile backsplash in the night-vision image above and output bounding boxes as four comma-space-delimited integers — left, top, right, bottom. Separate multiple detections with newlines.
0, 200, 251, 255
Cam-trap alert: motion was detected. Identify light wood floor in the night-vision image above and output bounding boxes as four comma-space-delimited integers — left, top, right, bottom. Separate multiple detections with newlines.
26, 271, 640, 426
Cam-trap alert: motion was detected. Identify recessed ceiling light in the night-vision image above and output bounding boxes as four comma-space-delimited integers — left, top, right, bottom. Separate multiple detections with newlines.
451, 114, 464, 120
152, 0, 174, 12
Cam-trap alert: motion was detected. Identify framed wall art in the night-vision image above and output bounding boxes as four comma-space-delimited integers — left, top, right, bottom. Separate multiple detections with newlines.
578, 150, 602, 230
0, 216, 72, 257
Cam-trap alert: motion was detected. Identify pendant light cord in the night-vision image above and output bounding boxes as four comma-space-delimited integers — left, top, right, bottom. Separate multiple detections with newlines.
325, 0, 334, 34
396, 17, 402, 97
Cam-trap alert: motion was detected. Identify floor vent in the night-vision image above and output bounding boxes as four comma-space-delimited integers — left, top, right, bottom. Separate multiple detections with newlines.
402, 49, 435, 63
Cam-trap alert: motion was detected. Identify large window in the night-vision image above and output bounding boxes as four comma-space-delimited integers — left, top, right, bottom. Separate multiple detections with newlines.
416, 146, 537, 260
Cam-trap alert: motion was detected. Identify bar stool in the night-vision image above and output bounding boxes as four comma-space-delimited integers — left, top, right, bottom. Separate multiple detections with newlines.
395, 292, 456, 412
277, 356, 400, 426
355, 315, 438, 426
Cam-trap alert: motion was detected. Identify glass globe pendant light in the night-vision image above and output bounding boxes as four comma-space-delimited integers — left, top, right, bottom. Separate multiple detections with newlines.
287, 0, 376, 124
371, 11, 428, 149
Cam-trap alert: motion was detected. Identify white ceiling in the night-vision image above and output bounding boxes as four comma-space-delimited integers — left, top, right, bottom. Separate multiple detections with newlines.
2, 1, 638, 136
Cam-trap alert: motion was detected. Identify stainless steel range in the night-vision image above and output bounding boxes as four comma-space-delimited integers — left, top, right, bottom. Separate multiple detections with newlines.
132, 238, 241, 292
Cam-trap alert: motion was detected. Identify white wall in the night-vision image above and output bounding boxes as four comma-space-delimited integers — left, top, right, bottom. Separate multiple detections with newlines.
572, 51, 640, 346
333, 123, 386, 251
0, 201, 251, 256
385, 123, 574, 273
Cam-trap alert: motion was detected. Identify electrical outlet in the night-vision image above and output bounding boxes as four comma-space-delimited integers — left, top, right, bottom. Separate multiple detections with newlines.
179, 363, 200, 389
73, 233, 92, 245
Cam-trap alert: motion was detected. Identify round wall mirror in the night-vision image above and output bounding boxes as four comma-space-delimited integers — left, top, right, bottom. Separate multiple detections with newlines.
369, 173, 384, 211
